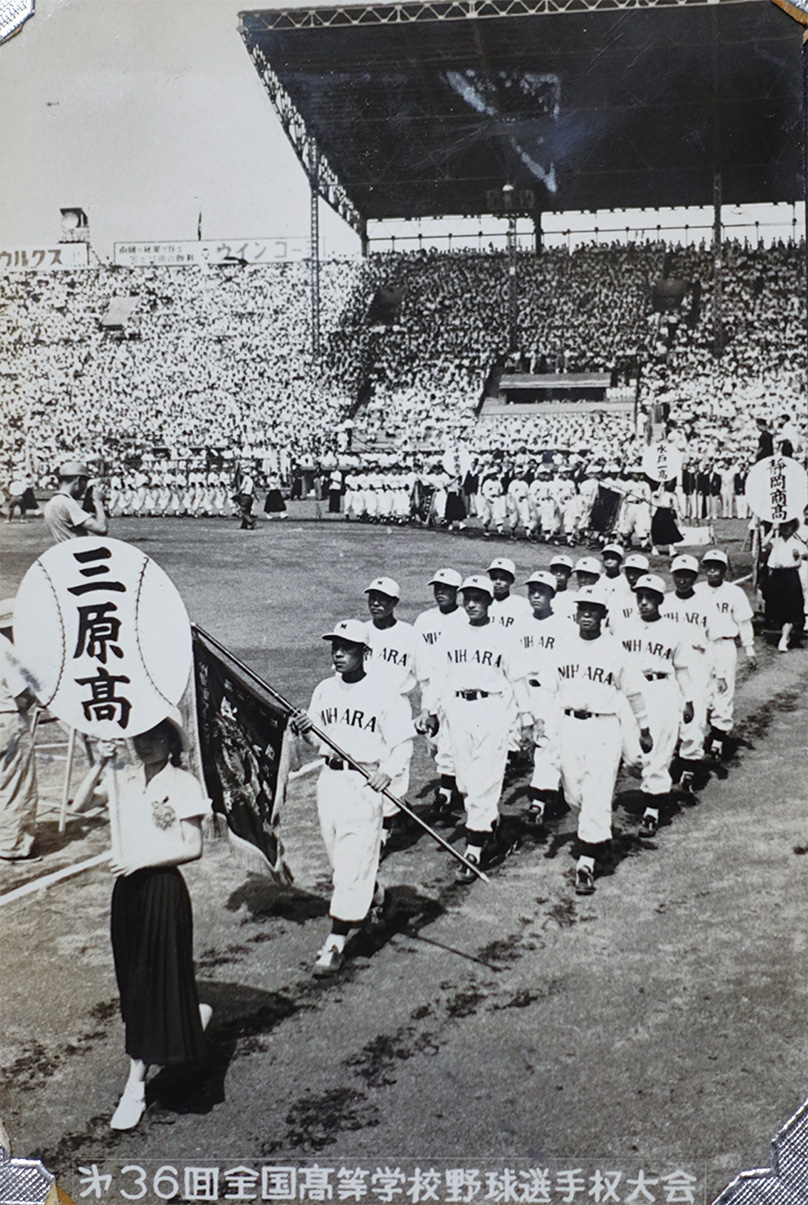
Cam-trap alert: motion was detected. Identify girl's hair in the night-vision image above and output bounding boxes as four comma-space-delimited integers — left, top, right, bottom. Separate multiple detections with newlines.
151, 718, 184, 767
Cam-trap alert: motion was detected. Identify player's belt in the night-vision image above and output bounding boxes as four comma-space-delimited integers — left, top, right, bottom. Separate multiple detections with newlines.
324, 755, 365, 773
455, 689, 498, 700
643, 671, 671, 680
563, 708, 610, 719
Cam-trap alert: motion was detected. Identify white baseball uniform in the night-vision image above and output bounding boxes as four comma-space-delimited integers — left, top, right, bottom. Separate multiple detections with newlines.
695, 580, 755, 733
364, 618, 418, 814
514, 611, 568, 792
660, 591, 718, 761
307, 674, 414, 922
620, 616, 694, 796
546, 632, 649, 845
414, 604, 467, 777
423, 618, 530, 834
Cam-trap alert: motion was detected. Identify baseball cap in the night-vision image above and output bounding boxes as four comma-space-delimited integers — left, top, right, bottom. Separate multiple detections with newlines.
460, 574, 494, 598
549, 553, 574, 570
701, 549, 729, 567
671, 554, 699, 574
428, 568, 462, 589
574, 556, 603, 577
602, 543, 625, 560
623, 553, 650, 571
525, 570, 557, 593
487, 557, 516, 578
364, 576, 400, 599
322, 619, 369, 646
59, 460, 92, 479
634, 573, 667, 597
575, 584, 610, 610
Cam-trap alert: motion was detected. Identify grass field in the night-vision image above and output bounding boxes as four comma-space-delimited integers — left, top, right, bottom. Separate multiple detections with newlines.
1, 512, 806, 1202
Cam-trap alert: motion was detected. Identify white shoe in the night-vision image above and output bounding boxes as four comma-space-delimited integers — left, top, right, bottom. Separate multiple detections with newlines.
110, 1082, 146, 1130
313, 942, 344, 978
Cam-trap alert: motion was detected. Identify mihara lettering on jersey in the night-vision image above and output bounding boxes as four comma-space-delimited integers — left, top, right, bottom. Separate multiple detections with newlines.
422, 632, 440, 645
558, 663, 616, 684
367, 646, 409, 667
520, 632, 557, 650
621, 638, 674, 661
445, 647, 503, 667
319, 706, 378, 732
666, 607, 708, 630
715, 601, 732, 614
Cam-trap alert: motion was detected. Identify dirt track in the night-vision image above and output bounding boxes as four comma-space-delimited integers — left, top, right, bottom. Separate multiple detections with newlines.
0, 515, 805, 1203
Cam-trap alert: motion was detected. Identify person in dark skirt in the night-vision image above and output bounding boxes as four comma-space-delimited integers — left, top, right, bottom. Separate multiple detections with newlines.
761, 519, 807, 651
76, 714, 211, 1130
444, 475, 467, 531
650, 482, 683, 554
263, 471, 287, 519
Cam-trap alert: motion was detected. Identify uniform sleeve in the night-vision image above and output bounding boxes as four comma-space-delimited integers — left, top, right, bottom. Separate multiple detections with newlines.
616, 658, 649, 728
378, 694, 415, 782
503, 631, 531, 714
672, 637, 694, 701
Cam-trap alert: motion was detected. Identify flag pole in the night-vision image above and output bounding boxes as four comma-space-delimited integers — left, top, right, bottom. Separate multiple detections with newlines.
193, 626, 490, 883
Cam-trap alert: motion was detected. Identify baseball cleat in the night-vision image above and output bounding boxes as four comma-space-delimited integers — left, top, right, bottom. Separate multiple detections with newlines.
526, 803, 545, 830
313, 942, 345, 978
575, 863, 595, 895
679, 770, 695, 793
456, 846, 481, 883
639, 811, 658, 838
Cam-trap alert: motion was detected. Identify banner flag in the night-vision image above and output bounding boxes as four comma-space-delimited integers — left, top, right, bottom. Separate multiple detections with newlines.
590, 485, 622, 535
192, 626, 293, 883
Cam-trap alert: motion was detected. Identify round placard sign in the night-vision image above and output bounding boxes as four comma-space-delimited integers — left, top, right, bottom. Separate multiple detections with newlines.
13, 536, 192, 738
744, 455, 808, 523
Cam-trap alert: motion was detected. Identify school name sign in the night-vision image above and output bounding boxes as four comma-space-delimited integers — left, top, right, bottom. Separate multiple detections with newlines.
14, 537, 192, 739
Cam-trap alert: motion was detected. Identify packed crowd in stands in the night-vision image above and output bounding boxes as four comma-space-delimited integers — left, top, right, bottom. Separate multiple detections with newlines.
1, 237, 805, 513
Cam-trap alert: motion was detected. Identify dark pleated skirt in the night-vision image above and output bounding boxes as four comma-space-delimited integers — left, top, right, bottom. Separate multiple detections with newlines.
111, 867, 205, 1066
264, 489, 286, 513
651, 507, 683, 546
763, 567, 805, 630
445, 491, 466, 522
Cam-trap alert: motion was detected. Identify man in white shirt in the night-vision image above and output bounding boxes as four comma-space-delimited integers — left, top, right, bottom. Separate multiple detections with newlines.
44, 461, 109, 544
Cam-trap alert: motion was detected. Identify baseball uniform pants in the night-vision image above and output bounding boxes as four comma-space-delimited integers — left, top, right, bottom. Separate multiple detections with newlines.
316, 767, 383, 923
442, 695, 509, 833
639, 676, 680, 795
559, 711, 621, 845
708, 638, 737, 734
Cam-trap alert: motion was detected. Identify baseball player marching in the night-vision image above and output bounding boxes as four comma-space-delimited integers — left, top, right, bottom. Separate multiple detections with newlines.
514, 570, 568, 828
363, 577, 419, 842
620, 574, 695, 838
418, 576, 531, 879
544, 584, 652, 894
413, 569, 467, 819
695, 549, 756, 758
660, 554, 718, 790
292, 620, 414, 977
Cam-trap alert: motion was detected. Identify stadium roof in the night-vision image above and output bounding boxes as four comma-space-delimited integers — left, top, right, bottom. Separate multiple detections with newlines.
238, 0, 804, 229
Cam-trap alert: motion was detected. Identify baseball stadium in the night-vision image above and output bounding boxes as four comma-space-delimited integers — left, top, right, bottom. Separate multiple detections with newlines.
0, 0, 807, 1202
